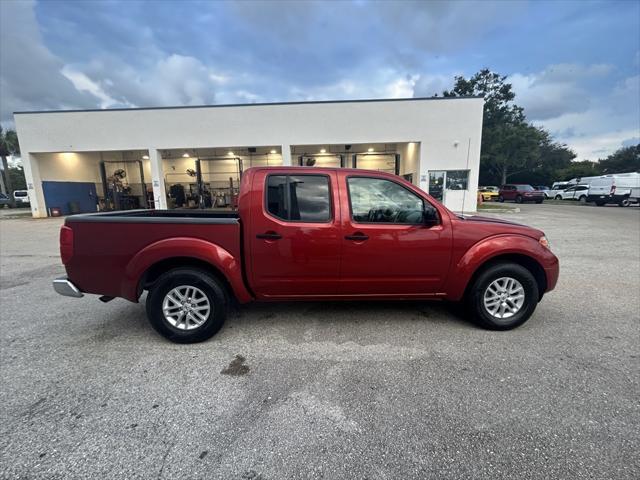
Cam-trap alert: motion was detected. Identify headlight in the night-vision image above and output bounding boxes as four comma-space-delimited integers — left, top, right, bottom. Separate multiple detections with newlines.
539, 236, 551, 250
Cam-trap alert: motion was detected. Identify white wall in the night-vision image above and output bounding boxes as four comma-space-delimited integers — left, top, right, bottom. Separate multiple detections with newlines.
420, 138, 480, 213
399, 142, 420, 182
15, 98, 483, 216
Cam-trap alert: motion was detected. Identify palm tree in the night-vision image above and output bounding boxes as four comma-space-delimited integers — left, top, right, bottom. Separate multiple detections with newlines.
0, 127, 21, 207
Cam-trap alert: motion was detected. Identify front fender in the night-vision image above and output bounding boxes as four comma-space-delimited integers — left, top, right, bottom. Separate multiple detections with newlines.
444, 234, 557, 301
122, 237, 253, 303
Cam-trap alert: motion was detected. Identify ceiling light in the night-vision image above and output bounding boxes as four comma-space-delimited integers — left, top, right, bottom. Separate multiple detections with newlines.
228, 151, 234, 156
182, 153, 189, 158
270, 149, 277, 154
142, 155, 149, 160
367, 147, 374, 152
320, 148, 326, 154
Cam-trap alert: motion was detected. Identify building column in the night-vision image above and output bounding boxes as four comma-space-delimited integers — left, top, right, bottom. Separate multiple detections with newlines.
148, 148, 167, 209
281, 144, 292, 166
22, 153, 47, 218
417, 142, 429, 193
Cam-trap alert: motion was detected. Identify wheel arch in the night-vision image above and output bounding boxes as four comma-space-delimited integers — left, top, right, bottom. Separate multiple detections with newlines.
122, 237, 253, 303
445, 235, 550, 302
139, 257, 236, 302
462, 253, 547, 302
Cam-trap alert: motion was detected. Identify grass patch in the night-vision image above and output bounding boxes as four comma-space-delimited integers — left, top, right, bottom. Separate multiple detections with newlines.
478, 203, 518, 211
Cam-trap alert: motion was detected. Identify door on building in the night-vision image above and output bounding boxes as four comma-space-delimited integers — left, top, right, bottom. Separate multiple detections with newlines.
248, 170, 342, 298
42, 181, 97, 215
339, 174, 452, 295
428, 171, 445, 201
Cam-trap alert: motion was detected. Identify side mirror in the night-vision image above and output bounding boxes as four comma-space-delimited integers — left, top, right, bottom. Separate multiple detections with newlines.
423, 205, 439, 226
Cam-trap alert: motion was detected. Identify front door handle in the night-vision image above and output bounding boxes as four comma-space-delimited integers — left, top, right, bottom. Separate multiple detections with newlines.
256, 232, 282, 240
345, 233, 369, 241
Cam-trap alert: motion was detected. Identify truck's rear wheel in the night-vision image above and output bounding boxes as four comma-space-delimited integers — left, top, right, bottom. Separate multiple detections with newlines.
466, 263, 539, 330
146, 268, 227, 343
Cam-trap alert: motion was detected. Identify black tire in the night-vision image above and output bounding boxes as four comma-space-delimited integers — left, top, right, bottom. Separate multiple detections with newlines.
579, 195, 587, 204
554, 195, 562, 200
595, 201, 605, 206
515, 195, 523, 204
619, 198, 631, 207
466, 263, 539, 330
498, 195, 504, 203
145, 268, 227, 343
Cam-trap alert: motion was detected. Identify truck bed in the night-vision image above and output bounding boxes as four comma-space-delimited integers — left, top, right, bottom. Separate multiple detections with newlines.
66, 209, 239, 224
64, 209, 241, 300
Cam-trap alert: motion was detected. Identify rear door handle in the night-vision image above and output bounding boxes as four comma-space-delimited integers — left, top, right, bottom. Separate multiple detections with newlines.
256, 232, 282, 240
345, 233, 369, 241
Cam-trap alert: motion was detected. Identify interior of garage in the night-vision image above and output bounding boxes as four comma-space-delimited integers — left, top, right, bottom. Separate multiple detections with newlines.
291, 142, 420, 184
31, 143, 424, 215
160, 146, 282, 210
32, 150, 151, 215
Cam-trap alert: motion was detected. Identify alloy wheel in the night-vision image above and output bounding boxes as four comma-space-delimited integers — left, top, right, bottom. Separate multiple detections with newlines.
162, 285, 211, 330
483, 277, 525, 319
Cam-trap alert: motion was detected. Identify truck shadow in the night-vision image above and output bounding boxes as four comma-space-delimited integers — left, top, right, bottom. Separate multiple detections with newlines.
227, 300, 476, 332
79, 297, 478, 346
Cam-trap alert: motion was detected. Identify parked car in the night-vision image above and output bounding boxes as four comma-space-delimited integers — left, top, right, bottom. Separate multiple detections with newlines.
533, 186, 550, 198
547, 181, 574, 199
0, 192, 10, 208
478, 186, 499, 201
498, 184, 545, 204
553, 184, 589, 202
12, 190, 30, 206
586, 173, 640, 206
53, 167, 559, 342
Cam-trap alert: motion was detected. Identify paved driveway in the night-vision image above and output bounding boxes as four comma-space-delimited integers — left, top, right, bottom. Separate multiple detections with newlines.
1, 204, 638, 479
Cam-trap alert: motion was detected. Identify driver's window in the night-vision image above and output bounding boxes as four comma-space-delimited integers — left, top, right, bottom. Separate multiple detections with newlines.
347, 177, 426, 224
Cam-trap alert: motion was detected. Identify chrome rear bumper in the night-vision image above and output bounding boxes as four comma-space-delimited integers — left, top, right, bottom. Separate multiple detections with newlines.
53, 277, 84, 298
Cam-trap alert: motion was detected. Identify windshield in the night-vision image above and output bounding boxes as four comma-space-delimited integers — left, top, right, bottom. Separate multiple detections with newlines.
520, 185, 534, 192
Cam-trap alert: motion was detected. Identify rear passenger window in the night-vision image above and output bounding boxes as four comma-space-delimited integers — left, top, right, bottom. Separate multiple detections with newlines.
266, 175, 331, 222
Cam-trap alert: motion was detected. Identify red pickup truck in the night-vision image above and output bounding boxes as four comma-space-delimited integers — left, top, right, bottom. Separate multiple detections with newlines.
53, 167, 559, 343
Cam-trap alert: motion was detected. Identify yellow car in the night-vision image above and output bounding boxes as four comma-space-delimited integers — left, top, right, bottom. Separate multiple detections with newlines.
478, 186, 500, 201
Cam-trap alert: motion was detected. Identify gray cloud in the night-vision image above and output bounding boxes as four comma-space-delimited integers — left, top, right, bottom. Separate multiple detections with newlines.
509, 64, 615, 121
0, 0, 96, 125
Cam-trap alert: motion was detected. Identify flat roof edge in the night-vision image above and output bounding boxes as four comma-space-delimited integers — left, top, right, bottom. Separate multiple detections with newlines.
13, 95, 484, 116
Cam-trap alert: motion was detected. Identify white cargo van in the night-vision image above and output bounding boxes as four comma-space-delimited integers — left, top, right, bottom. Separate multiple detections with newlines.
587, 173, 640, 206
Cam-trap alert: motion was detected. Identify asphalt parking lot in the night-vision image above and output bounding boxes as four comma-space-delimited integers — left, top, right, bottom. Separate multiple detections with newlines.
1, 204, 639, 479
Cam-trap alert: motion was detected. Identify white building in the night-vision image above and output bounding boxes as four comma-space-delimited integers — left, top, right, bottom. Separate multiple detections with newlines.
14, 97, 483, 218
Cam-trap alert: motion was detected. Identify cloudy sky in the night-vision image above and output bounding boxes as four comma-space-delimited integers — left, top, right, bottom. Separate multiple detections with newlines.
1, 0, 638, 160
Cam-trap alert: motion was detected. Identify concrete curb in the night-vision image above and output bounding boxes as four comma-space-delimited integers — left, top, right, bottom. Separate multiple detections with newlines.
476, 207, 521, 214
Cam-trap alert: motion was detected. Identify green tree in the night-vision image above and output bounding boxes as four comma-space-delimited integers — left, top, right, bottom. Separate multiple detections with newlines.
556, 160, 602, 180
443, 69, 575, 185
8, 165, 27, 191
598, 144, 640, 173
0, 127, 21, 206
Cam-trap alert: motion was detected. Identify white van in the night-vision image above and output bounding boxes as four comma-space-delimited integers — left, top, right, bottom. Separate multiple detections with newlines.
12, 190, 30, 205
587, 173, 640, 206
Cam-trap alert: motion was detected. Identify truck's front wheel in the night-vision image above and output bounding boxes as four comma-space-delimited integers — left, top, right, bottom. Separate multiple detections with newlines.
146, 268, 227, 343
467, 263, 539, 330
